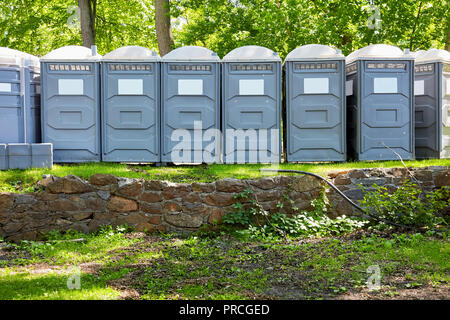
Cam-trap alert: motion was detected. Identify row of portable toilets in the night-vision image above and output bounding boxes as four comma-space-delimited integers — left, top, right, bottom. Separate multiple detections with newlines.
0, 44, 449, 165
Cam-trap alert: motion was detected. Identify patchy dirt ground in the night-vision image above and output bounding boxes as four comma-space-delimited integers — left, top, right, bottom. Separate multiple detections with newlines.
1, 232, 449, 300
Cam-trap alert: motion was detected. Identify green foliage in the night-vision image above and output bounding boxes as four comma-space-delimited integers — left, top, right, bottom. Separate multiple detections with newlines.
222, 189, 255, 226
3, 225, 135, 263
0, 1, 448, 57
222, 188, 367, 239
173, 0, 449, 59
360, 180, 450, 229
0, 0, 158, 56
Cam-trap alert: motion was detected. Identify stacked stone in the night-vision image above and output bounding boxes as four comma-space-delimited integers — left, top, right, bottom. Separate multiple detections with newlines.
0, 167, 448, 242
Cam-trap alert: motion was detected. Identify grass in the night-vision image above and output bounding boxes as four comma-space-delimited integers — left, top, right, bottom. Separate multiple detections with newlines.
0, 227, 448, 300
1, 159, 449, 193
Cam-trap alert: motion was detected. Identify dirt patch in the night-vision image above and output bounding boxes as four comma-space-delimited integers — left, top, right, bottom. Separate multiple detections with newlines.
339, 285, 449, 300
1, 233, 449, 300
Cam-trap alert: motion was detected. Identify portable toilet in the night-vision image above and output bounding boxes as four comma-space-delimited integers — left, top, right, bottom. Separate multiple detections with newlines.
0, 48, 41, 144
284, 44, 346, 162
40, 46, 102, 163
222, 45, 282, 164
161, 46, 221, 164
414, 49, 450, 158
345, 44, 414, 161
0, 144, 7, 170
102, 46, 160, 163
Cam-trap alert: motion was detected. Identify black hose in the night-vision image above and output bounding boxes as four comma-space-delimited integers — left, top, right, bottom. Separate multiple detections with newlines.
260, 169, 447, 231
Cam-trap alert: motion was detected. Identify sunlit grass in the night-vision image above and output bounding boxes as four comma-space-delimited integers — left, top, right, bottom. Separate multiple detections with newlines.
1, 159, 449, 193
0, 269, 121, 300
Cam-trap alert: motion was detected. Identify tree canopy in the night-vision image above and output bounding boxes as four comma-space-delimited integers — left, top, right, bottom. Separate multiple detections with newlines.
0, 0, 448, 58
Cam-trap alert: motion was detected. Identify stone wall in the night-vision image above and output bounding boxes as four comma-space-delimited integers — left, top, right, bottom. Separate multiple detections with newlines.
0, 166, 448, 242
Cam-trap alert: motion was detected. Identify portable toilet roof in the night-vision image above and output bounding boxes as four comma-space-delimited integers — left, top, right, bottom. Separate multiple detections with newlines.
162, 46, 219, 62
346, 44, 412, 64
415, 48, 450, 64
285, 44, 344, 61
41, 45, 102, 62
103, 46, 160, 61
412, 50, 427, 59
223, 45, 281, 62
0, 47, 40, 68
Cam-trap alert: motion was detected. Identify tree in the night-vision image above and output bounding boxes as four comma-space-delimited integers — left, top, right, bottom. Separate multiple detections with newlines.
0, 0, 448, 57
155, 0, 174, 56
446, 19, 450, 51
172, 0, 449, 58
78, 0, 96, 48
0, 0, 159, 56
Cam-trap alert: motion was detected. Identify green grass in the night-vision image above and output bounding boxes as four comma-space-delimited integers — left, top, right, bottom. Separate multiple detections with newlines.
0, 270, 121, 300
1, 159, 449, 193
0, 227, 448, 300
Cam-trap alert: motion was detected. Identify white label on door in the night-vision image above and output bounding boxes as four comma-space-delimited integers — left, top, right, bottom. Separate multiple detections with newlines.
118, 79, 143, 95
304, 78, 329, 94
178, 79, 203, 95
346, 80, 353, 96
58, 79, 84, 95
414, 80, 425, 96
239, 79, 264, 95
0, 83, 11, 92
36, 85, 41, 94
374, 77, 397, 93
446, 79, 450, 95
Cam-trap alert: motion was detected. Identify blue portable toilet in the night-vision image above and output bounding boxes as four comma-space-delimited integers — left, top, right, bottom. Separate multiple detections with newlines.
40, 46, 102, 163
161, 46, 221, 164
345, 44, 414, 161
284, 44, 346, 162
414, 49, 450, 159
0, 47, 41, 144
102, 46, 161, 163
222, 45, 282, 164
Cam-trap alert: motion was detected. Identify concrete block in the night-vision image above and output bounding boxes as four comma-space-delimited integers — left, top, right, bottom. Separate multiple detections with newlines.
7, 144, 31, 169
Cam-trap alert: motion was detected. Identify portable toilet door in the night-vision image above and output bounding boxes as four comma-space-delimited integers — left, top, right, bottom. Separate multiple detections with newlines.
40, 46, 102, 163
102, 46, 160, 163
222, 45, 282, 164
0, 48, 41, 144
24, 52, 41, 144
345, 44, 414, 161
161, 46, 221, 164
414, 49, 450, 159
284, 44, 346, 162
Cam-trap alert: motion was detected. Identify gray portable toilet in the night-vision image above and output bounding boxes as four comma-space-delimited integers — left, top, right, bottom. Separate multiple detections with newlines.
414, 49, 450, 159
0, 48, 41, 144
102, 46, 160, 163
41, 46, 102, 163
284, 44, 346, 162
345, 44, 414, 161
222, 45, 282, 164
0, 144, 7, 170
161, 46, 221, 164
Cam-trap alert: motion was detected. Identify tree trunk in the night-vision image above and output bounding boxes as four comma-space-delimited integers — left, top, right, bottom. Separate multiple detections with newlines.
409, 1, 423, 50
446, 21, 450, 51
78, 0, 96, 48
155, 0, 174, 56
